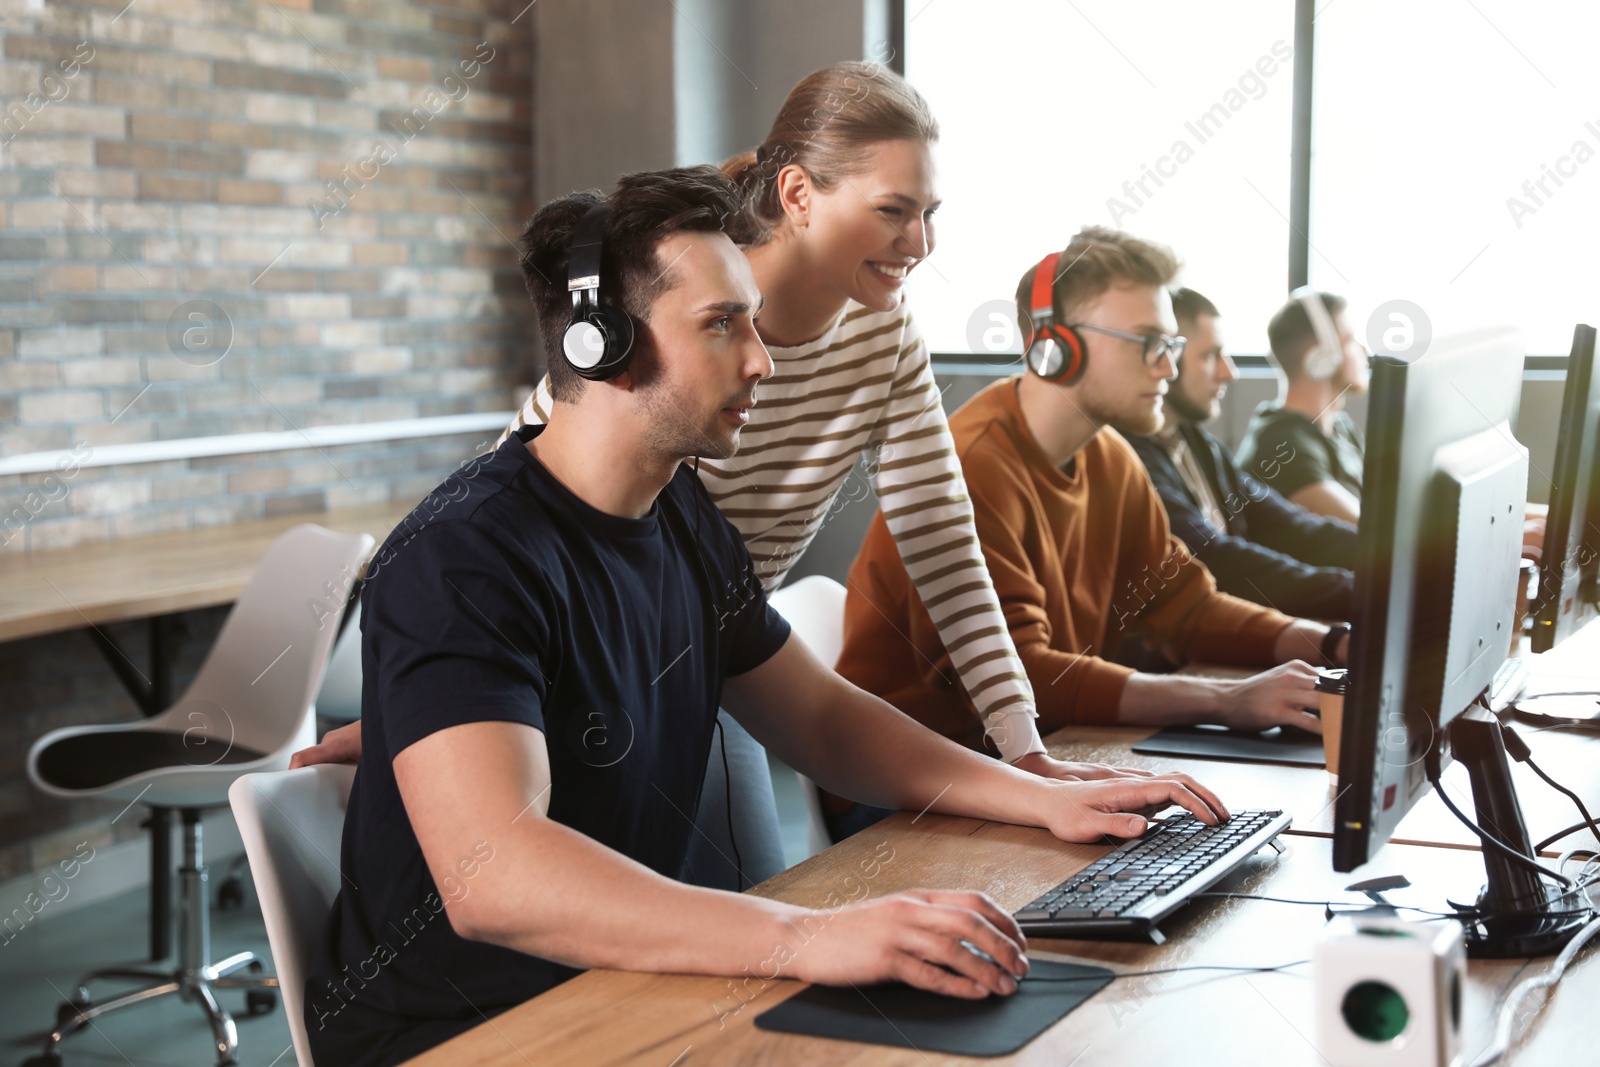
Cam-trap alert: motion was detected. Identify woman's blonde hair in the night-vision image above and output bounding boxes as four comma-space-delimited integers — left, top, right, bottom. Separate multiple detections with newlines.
722, 61, 939, 245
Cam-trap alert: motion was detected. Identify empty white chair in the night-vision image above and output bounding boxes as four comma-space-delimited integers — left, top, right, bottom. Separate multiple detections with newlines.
24, 524, 374, 1067
767, 575, 849, 857
230, 764, 358, 1067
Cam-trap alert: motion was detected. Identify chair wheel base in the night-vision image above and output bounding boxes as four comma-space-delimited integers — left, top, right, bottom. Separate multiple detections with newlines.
54, 1001, 86, 1029
21, 1054, 63, 1067
244, 990, 276, 1016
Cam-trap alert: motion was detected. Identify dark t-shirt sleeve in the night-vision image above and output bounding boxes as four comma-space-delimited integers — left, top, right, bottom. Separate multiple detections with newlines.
724, 593, 791, 676
363, 521, 553, 757
1244, 415, 1332, 499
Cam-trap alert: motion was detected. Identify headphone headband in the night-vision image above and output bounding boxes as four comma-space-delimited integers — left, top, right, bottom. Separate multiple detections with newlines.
567, 203, 607, 297
562, 201, 636, 380
1292, 286, 1342, 380
1030, 252, 1059, 328
1022, 250, 1088, 384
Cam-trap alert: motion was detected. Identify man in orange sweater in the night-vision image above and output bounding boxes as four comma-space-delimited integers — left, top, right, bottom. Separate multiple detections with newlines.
837, 227, 1349, 754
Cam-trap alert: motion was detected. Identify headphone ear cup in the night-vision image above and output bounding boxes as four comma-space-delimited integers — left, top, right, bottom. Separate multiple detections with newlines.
1307, 344, 1340, 380
563, 316, 609, 373
1027, 325, 1088, 384
563, 306, 637, 381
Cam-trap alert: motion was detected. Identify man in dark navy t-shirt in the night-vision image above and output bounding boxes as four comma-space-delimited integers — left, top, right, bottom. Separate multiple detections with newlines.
303, 167, 1230, 1067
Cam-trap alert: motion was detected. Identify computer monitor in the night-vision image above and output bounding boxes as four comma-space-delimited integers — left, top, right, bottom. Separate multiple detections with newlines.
1530, 324, 1600, 654
1333, 328, 1591, 957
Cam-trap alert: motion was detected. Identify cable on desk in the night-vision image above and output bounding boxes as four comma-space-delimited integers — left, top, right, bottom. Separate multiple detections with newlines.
1537, 818, 1600, 854
1193, 892, 1459, 917
1467, 911, 1600, 1067
1025, 959, 1309, 985
1425, 753, 1575, 890
1192, 891, 1599, 925
1521, 752, 1600, 852
1509, 690, 1600, 704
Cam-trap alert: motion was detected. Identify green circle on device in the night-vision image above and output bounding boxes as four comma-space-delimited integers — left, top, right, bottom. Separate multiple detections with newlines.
1342, 981, 1410, 1042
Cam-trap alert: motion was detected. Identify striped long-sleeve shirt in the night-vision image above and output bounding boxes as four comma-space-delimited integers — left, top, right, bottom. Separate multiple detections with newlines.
496, 303, 1045, 762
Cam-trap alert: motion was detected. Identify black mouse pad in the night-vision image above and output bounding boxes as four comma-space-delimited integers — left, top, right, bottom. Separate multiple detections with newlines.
1131, 723, 1327, 767
752, 959, 1114, 1057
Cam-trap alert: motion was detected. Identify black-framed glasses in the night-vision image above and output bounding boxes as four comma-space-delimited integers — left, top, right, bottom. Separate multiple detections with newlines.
1074, 323, 1187, 369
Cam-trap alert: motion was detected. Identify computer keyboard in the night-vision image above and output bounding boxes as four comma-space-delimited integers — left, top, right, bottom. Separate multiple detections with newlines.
1486, 656, 1529, 717
1014, 809, 1291, 939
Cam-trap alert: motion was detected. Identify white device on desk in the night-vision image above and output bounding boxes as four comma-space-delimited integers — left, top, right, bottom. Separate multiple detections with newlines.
1313, 914, 1466, 1067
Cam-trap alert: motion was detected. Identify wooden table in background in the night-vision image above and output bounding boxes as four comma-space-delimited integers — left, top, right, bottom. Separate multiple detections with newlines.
0, 499, 412, 645
0, 498, 411, 959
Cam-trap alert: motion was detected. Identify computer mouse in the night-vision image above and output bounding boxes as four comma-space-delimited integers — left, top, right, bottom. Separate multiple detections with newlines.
934, 940, 1024, 985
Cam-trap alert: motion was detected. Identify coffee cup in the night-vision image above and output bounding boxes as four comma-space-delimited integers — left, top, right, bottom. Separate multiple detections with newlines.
1315, 668, 1350, 788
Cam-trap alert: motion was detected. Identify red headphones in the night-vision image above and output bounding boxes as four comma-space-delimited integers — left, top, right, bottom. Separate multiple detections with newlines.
1022, 251, 1089, 385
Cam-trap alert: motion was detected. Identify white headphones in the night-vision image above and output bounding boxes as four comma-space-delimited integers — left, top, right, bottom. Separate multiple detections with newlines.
1292, 287, 1344, 380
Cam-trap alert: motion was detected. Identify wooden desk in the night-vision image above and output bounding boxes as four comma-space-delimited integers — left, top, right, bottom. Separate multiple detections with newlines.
0, 498, 410, 713
0, 499, 412, 643
1052, 625, 1600, 856
1046, 719, 1600, 857
406, 815, 1595, 1066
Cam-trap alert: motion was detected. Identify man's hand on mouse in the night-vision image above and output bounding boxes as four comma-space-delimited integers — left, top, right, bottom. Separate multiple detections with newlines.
787, 889, 1029, 999
1210, 661, 1324, 735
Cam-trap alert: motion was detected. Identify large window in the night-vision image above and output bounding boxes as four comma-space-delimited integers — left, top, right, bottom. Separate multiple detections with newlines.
907, 1, 1598, 358
907, 2, 1296, 357
1310, 0, 1600, 356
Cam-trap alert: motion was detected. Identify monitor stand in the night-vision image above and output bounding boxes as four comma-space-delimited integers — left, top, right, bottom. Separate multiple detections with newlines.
1445, 707, 1593, 958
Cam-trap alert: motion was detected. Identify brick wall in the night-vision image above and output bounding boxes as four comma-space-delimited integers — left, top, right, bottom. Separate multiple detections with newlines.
0, 0, 537, 551
0, 0, 538, 878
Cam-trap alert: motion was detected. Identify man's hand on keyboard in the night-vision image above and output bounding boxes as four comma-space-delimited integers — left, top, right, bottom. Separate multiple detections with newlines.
787, 889, 1029, 1000
1010, 752, 1154, 782
1042, 776, 1230, 842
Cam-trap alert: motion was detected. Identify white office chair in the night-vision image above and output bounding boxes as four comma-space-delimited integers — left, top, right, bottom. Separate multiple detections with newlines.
229, 765, 357, 1067
767, 575, 848, 857
24, 524, 375, 1067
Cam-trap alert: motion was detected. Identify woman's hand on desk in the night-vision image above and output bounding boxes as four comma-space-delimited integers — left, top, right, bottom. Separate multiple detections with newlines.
1010, 751, 1154, 782
787, 889, 1028, 1000
288, 719, 362, 769
1041, 775, 1230, 842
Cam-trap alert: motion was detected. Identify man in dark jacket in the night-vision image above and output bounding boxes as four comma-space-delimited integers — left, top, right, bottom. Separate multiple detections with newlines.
1128, 288, 1358, 621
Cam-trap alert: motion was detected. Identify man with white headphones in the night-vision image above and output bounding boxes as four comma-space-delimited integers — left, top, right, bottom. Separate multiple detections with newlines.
1235, 290, 1369, 523
303, 171, 1229, 1067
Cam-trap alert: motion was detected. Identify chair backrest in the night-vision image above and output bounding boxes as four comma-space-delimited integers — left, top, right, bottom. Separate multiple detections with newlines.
230, 764, 357, 1067
179, 525, 374, 755
313, 600, 364, 724
768, 575, 848, 669
766, 575, 848, 856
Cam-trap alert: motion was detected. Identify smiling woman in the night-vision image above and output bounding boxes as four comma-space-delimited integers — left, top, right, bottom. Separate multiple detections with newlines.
492, 61, 1078, 884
